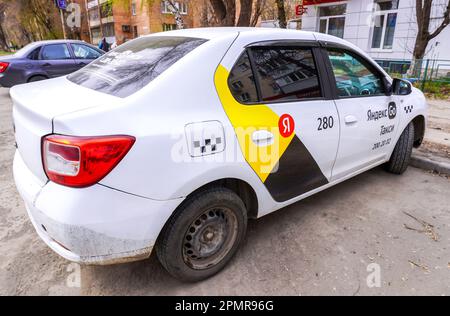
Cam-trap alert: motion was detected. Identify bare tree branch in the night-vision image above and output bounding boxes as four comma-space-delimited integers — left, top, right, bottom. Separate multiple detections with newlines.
428, 1, 450, 39
413, 0, 450, 59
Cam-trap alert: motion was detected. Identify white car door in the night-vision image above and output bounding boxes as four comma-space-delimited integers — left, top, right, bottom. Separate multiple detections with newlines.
216, 40, 340, 202
324, 47, 399, 180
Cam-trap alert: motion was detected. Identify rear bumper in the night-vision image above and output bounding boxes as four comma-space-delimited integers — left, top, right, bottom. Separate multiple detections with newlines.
0, 73, 12, 87
0, 72, 24, 88
13, 150, 183, 265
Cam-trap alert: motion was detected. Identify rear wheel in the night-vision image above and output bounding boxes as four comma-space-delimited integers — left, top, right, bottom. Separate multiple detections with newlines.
385, 122, 414, 174
28, 75, 47, 83
156, 187, 247, 282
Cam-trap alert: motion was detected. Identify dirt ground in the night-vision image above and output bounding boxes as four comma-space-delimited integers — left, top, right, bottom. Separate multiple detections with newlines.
0, 88, 449, 296
422, 99, 450, 158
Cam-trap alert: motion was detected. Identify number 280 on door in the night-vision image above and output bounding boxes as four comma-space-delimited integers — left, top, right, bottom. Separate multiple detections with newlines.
317, 116, 334, 131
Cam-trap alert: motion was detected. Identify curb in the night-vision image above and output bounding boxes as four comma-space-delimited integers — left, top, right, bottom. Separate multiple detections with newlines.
410, 151, 450, 175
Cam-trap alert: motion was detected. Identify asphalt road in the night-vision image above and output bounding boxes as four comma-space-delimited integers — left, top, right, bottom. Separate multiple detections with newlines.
0, 87, 449, 296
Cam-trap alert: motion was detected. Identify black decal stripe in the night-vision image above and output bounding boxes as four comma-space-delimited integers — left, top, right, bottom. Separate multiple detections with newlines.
263, 136, 329, 202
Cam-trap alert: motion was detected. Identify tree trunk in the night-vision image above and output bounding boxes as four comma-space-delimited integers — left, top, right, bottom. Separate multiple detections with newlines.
408, 0, 450, 77
250, 0, 265, 27
210, 0, 236, 26
412, 0, 450, 60
236, 0, 252, 26
0, 3, 9, 51
276, 0, 287, 28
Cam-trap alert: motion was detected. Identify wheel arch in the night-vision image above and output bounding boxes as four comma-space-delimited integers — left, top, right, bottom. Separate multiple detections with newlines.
27, 73, 49, 82
182, 178, 259, 219
411, 115, 425, 148
154, 177, 259, 261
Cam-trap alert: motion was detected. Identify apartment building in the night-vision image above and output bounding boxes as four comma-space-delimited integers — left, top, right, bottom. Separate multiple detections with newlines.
85, 0, 194, 45
300, 0, 450, 61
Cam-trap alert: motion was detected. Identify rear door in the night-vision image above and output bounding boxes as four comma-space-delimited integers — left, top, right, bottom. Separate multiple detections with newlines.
216, 39, 340, 202
70, 43, 103, 70
39, 43, 77, 77
323, 46, 399, 180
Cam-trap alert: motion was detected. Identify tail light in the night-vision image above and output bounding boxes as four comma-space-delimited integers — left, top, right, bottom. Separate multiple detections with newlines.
42, 135, 135, 188
0, 62, 9, 73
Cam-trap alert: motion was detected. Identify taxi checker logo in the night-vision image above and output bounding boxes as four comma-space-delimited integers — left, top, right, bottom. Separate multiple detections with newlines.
367, 103, 397, 121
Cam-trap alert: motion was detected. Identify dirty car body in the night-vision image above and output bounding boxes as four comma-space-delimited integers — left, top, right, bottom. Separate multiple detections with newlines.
12, 28, 427, 281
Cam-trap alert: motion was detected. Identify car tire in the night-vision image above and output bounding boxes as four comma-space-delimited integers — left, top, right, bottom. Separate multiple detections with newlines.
28, 75, 47, 83
385, 122, 414, 174
156, 187, 247, 282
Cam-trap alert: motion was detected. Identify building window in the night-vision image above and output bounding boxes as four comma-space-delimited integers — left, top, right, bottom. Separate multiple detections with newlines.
89, 8, 100, 23
161, 1, 188, 15
179, 2, 188, 15
103, 22, 115, 37
318, 4, 346, 39
131, 0, 137, 16
100, 0, 113, 19
371, 0, 399, 50
91, 27, 101, 44
161, 1, 172, 14
162, 23, 177, 31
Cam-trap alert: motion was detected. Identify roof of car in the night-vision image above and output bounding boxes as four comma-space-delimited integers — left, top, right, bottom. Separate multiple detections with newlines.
149, 27, 340, 42
38, 39, 86, 44
13, 39, 97, 58
156, 27, 387, 77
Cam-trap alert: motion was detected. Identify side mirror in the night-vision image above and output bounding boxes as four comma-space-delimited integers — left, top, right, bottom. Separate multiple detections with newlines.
392, 78, 412, 96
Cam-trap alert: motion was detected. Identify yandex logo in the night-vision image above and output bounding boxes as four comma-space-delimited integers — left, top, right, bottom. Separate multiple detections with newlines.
278, 114, 295, 138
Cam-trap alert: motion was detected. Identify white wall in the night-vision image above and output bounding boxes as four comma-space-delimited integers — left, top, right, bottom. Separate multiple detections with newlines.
301, 0, 450, 61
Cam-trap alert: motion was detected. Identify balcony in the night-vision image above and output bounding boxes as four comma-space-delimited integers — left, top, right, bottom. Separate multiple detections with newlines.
87, 0, 99, 9
101, 16, 114, 24
89, 18, 101, 27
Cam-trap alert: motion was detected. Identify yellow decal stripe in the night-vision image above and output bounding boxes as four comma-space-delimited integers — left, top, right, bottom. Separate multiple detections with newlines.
214, 65, 295, 182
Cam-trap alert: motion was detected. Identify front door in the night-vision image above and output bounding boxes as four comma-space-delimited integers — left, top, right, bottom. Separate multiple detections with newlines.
216, 42, 340, 202
70, 43, 103, 71
324, 47, 399, 180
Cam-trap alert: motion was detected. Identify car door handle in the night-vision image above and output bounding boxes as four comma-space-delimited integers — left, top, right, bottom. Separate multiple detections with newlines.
43, 63, 51, 67
344, 115, 358, 124
252, 130, 274, 146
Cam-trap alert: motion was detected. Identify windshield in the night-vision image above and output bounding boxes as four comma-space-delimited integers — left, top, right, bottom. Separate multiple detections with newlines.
68, 36, 207, 98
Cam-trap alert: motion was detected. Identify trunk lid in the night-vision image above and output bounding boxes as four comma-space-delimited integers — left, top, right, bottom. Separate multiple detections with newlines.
11, 77, 119, 184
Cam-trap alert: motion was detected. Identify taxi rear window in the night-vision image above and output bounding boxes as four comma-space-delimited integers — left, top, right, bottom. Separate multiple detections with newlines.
68, 36, 207, 98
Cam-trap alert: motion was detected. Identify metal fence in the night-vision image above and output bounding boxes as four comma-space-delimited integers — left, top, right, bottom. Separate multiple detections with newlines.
374, 58, 450, 93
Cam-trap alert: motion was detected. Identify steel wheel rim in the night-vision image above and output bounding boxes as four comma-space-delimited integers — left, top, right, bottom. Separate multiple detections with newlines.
182, 207, 238, 270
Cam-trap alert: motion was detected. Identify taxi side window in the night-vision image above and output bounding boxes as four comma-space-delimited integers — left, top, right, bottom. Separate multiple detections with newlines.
326, 48, 385, 97
251, 47, 322, 102
228, 52, 259, 104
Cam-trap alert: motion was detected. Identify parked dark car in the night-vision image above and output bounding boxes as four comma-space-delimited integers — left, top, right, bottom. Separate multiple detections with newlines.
0, 40, 104, 87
